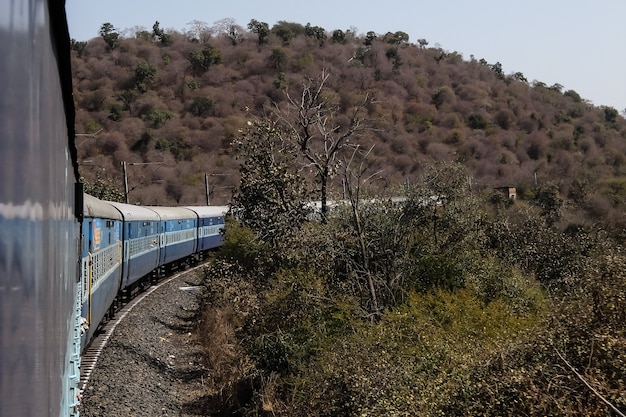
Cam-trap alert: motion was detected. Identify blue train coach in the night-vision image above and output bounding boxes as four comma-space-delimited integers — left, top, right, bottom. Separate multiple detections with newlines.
107, 201, 161, 291
148, 206, 198, 268
186, 206, 228, 253
81, 194, 123, 348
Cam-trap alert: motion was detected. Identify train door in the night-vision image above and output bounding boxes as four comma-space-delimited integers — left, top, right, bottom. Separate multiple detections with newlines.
124, 222, 131, 283
159, 220, 166, 265
80, 221, 90, 307
84, 218, 101, 331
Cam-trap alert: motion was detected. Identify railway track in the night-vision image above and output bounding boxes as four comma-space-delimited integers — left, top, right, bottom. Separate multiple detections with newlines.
79, 264, 207, 391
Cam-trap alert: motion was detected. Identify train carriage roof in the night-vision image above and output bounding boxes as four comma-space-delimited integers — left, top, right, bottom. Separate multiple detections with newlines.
146, 206, 197, 220
107, 201, 160, 221
185, 206, 228, 218
84, 194, 123, 220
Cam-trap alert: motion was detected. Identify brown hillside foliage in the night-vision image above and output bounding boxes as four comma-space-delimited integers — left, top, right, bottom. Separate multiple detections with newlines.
72, 21, 626, 231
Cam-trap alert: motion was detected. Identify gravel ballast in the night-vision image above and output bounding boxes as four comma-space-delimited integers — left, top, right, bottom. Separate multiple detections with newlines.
79, 269, 210, 417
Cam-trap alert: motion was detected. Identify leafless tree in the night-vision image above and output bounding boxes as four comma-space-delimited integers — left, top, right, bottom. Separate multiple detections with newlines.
278, 69, 372, 219
342, 145, 383, 316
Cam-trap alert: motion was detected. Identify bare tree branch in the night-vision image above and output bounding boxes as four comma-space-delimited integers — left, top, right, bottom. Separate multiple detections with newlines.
555, 348, 626, 417
276, 69, 372, 219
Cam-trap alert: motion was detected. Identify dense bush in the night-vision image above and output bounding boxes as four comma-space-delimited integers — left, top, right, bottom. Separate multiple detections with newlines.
196, 162, 626, 416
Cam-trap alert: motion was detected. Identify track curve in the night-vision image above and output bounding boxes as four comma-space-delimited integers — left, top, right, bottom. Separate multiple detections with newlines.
80, 264, 207, 391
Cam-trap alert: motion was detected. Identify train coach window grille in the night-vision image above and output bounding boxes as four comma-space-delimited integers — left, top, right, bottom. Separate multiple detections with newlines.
203, 225, 223, 237
93, 252, 103, 286
167, 229, 196, 244
129, 238, 139, 256
128, 235, 159, 258
93, 252, 101, 284
167, 230, 178, 244
91, 244, 121, 290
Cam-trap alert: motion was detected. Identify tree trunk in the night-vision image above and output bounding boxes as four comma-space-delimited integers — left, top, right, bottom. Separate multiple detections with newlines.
351, 200, 380, 317
320, 170, 328, 223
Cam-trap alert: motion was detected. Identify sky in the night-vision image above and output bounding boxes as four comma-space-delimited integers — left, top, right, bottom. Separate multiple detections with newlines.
65, 0, 625, 113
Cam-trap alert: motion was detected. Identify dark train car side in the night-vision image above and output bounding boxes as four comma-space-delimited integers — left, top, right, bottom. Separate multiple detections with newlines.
0, 1, 82, 416
107, 201, 161, 291
80, 194, 123, 350
148, 206, 198, 269
186, 206, 227, 253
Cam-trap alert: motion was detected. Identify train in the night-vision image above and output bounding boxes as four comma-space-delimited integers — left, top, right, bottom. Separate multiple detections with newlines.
79, 195, 227, 349
0, 2, 227, 416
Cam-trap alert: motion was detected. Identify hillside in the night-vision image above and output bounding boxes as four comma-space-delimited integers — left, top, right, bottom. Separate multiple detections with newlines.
71, 21, 626, 226
70, 21, 626, 416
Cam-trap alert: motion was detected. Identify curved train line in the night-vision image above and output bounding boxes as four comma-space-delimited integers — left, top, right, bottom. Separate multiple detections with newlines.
79, 263, 208, 391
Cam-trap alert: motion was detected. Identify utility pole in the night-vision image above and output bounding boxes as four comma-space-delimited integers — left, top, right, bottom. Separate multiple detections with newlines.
122, 161, 129, 204
205, 173, 227, 205
205, 172, 210, 205
122, 161, 165, 204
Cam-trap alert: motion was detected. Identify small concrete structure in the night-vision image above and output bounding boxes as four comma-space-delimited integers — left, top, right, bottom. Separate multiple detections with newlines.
495, 186, 517, 200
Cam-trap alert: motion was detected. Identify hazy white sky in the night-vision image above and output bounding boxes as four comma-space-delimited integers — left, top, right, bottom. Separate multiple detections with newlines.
66, 0, 625, 112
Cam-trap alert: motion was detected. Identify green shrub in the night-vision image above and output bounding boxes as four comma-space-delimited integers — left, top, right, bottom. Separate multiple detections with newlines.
409, 254, 464, 292
217, 217, 263, 272
286, 288, 545, 416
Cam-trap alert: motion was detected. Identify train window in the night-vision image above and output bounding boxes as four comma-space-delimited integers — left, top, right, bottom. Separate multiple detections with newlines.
106, 220, 115, 228
143, 221, 151, 226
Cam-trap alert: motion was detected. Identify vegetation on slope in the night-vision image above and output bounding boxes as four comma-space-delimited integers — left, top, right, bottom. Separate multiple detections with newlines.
193, 113, 624, 416
198, 156, 626, 415
72, 19, 626, 233
72, 19, 626, 415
